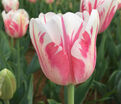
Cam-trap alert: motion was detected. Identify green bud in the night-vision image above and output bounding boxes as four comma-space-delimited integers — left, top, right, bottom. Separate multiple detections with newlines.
0, 68, 16, 100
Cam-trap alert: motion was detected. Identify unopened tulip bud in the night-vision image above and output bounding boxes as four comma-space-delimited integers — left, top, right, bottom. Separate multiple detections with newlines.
0, 68, 16, 100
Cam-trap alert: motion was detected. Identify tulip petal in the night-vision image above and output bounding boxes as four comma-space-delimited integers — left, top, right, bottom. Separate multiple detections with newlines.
71, 10, 99, 84
30, 18, 71, 85
39, 12, 56, 24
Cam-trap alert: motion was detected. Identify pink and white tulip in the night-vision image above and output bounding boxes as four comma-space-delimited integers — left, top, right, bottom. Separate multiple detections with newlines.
45, 0, 54, 4
2, 9, 29, 38
29, 10, 99, 85
80, 0, 119, 33
2, 0, 19, 12
29, 0, 36, 3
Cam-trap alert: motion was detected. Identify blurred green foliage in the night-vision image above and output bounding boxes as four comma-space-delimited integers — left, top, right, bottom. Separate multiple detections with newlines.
0, 0, 121, 104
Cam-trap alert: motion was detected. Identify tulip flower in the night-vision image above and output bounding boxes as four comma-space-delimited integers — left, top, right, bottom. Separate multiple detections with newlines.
2, 9, 29, 38
2, 0, 19, 12
29, 10, 99, 85
29, 0, 36, 3
45, 0, 54, 4
80, 0, 119, 33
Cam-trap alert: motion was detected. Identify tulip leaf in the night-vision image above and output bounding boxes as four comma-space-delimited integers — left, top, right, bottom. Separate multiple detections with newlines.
0, 31, 11, 60
48, 99, 61, 104
26, 53, 40, 74
95, 32, 108, 81
93, 80, 108, 96
0, 31, 12, 70
75, 76, 93, 104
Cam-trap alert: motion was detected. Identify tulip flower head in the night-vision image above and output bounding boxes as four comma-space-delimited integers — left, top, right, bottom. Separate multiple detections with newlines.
80, 0, 119, 33
29, 0, 36, 3
2, 9, 29, 38
2, 0, 19, 12
45, 0, 54, 4
30, 10, 99, 85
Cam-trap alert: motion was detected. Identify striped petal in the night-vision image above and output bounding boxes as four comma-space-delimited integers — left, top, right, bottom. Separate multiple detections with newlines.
38, 12, 56, 24
71, 10, 99, 83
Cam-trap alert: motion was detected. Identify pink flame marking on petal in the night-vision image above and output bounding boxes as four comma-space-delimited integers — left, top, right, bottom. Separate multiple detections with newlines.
32, 24, 46, 71
99, 8, 105, 23
5, 19, 14, 36
94, 0, 97, 9
88, 1, 92, 15
5, 19, 19, 37
71, 56, 85, 84
61, 16, 70, 52
72, 23, 83, 46
39, 32, 46, 44
91, 27, 93, 35
45, 42, 71, 84
81, 0, 86, 11
80, 31, 91, 57
44, 15, 46, 24
61, 16, 75, 82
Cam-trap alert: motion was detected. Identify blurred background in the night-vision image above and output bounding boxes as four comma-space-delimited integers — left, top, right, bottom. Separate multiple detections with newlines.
0, 0, 121, 104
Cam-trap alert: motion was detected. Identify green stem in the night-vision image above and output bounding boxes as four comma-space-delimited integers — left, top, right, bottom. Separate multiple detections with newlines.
4, 100, 10, 104
67, 84, 75, 104
49, 4, 52, 10
11, 38, 14, 49
17, 39, 20, 88
72, 0, 74, 7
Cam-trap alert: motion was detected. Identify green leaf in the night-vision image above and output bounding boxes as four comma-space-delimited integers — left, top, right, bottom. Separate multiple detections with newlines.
75, 76, 93, 104
26, 54, 40, 74
93, 80, 108, 96
106, 30, 118, 63
95, 32, 109, 81
0, 31, 11, 60
107, 70, 119, 89
48, 99, 61, 104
